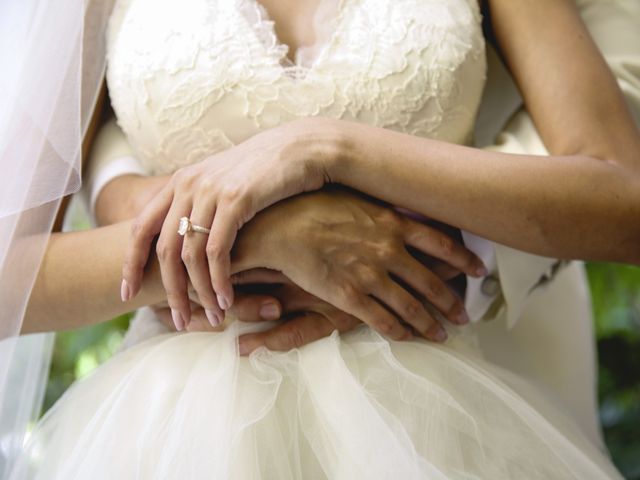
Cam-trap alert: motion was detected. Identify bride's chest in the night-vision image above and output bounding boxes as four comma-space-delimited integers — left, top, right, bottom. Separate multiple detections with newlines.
106, 0, 486, 174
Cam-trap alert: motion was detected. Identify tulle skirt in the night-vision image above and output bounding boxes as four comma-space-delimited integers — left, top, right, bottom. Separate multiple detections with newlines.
15, 321, 622, 479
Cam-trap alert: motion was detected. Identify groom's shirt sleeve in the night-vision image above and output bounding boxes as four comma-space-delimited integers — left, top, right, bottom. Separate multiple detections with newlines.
465, 0, 640, 328
80, 117, 146, 223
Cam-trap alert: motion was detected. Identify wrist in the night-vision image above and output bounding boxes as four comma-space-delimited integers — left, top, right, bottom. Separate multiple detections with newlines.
96, 175, 143, 225
96, 174, 170, 226
231, 208, 285, 274
286, 117, 355, 186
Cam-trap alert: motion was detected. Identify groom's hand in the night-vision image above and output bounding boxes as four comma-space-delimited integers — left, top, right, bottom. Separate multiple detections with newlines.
231, 264, 466, 355
231, 269, 363, 355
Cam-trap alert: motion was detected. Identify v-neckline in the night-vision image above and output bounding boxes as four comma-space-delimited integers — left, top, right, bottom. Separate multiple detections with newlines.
241, 0, 349, 76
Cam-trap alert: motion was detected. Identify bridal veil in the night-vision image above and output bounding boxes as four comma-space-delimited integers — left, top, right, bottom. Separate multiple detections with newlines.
0, 1, 111, 476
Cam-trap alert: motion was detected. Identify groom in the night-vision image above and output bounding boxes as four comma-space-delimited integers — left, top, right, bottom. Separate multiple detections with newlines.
86, 0, 640, 453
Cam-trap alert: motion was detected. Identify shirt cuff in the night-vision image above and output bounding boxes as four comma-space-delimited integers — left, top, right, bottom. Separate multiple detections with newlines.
460, 231, 499, 323
87, 155, 147, 215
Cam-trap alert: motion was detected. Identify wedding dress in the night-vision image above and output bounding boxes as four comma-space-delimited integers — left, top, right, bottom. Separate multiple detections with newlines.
13, 0, 623, 478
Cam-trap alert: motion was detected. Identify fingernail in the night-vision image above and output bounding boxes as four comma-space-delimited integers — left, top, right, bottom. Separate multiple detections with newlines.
456, 310, 470, 325
205, 309, 221, 327
259, 302, 280, 321
120, 279, 130, 302
171, 309, 185, 331
217, 293, 230, 310
476, 265, 489, 277
428, 325, 448, 342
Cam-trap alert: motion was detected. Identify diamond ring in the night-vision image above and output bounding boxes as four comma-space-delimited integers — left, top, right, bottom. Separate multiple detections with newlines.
178, 217, 211, 236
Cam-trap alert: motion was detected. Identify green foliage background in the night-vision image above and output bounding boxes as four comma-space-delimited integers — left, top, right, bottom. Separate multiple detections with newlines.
44, 263, 640, 479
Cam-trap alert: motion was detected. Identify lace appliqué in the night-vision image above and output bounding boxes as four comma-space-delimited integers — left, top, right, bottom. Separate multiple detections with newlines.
106, 0, 487, 175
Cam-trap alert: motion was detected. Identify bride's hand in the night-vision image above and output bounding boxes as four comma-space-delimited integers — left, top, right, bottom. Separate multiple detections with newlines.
152, 291, 284, 333
238, 189, 486, 342
121, 119, 340, 327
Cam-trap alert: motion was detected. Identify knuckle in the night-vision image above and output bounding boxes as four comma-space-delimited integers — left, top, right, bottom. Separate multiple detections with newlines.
156, 241, 176, 262
411, 230, 431, 248
281, 326, 307, 349
339, 282, 359, 302
130, 218, 148, 240
373, 318, 394, 334
425, 279, 445, 298
221, 184, 245, 204
373, 240, 397, 261
438, 235, 455, 256
356, 265, 381, 290
180, 246, 198, 266
205, 242, 224, 261
403, 299, 423, 318
197, 176, 215, 194
334, 283, 365, 314
172, 168, 191, 187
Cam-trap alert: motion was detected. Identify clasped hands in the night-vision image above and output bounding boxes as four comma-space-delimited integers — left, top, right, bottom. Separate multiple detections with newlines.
118, 118, 487, 354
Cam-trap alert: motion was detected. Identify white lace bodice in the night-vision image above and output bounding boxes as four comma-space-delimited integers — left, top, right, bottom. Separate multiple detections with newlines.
106, 0, 487, 175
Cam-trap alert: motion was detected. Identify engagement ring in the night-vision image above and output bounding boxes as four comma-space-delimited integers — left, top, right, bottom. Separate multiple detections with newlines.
178, 217, 211, 235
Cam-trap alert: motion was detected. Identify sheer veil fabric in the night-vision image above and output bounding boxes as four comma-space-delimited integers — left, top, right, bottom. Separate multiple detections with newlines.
0, 0, 112, 476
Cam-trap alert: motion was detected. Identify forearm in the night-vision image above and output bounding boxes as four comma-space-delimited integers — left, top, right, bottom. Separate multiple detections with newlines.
22, 221, 165, 333
22, 206, 279, 333
326, 119, 640, 264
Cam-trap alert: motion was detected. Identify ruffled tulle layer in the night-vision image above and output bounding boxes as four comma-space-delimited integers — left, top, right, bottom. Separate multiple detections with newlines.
14, 322, 621, 479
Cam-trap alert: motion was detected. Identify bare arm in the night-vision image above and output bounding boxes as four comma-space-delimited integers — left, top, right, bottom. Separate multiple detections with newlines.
22, 221, 164, 333
317, 0, 640, 264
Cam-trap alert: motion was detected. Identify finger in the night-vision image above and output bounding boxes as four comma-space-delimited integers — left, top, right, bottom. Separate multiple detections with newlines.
368, 274, 448, 342
393, 254, 469, 326
152, 307, 175, 331
207, 203, 246, 311
237, 312, 337, 355
122, 184, 174, 300
184, 199, 225, 327
153, 301, 202, 332
226, 293, 282, 322
185, 309, 226, 333
331, 283, 412, 342
156, 199, 193, 330
231, 268, 291, 286
228, 282, 317, 323
403, 220, 487, 278
406, 248, 462, 281
429, 261, 462, 281
317, 307, 362, 333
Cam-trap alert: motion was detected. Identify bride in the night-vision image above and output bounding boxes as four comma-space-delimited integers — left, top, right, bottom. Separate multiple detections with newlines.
3, 0, 640, 478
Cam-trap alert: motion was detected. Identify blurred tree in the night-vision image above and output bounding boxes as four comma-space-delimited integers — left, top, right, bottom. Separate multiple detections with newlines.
588, 263, 640, 480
